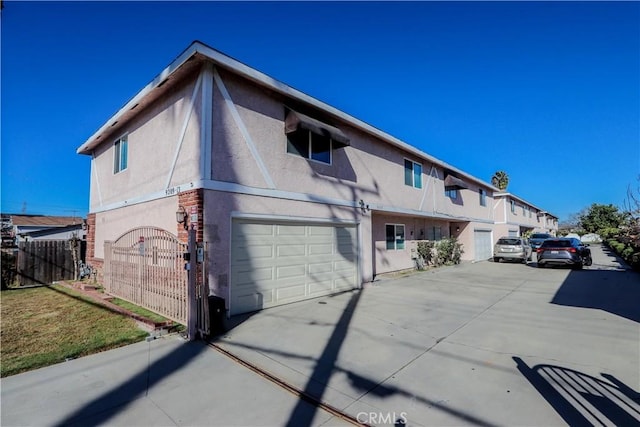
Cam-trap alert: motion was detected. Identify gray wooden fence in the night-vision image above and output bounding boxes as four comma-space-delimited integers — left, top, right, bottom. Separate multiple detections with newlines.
17, 240, 86, 286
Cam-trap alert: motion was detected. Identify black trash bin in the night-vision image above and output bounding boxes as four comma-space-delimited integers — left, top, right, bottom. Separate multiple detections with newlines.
208, 296, 226, 337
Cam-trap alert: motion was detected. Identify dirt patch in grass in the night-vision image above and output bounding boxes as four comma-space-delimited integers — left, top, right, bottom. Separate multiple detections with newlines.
1, 285, 148, 377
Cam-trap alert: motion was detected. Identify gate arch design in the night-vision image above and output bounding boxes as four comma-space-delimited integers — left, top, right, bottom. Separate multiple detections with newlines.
104, 227, 187, 324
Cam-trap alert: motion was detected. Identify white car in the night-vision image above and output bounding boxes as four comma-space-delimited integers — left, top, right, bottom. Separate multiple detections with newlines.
493, 237, 532, 263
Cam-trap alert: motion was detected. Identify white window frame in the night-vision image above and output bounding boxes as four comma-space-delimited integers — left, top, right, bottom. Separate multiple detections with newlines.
510, 200, 516, 214
403, 159, 422, 189
113, 135, 128, 174
385, 224, 405, 250
286, 130, 333, 165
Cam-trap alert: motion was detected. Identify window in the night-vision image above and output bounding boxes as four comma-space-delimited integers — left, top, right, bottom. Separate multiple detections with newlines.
522, 205, 526, 215
404, 160, 422, 188
510, 200, 516, 213
445, 187, 458, 199
427, 226, 442, 241
385, 224, 405, 250
114, 136, 128, 173
479, 189, 487, 206
287, 130, 332, 164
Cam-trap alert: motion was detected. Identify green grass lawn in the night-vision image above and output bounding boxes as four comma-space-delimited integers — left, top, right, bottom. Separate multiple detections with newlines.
1, 285, 149, 377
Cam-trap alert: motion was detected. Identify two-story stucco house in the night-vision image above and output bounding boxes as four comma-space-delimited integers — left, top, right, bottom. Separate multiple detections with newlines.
78, 41, 557, 316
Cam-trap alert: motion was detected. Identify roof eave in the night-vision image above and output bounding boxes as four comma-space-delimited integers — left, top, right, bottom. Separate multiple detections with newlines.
76, 42, 499, 191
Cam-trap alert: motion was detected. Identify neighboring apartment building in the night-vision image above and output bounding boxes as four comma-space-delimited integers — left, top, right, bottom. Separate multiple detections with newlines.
77, 41, 557, 316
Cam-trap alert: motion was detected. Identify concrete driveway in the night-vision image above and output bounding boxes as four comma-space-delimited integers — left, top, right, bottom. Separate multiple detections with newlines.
215, 244, 639, 426
1, 245, 637, 426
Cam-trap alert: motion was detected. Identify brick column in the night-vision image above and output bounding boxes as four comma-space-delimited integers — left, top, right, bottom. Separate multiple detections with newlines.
86, 213, 96, 261
177, 189, 204, 244
85, 213, 104, 282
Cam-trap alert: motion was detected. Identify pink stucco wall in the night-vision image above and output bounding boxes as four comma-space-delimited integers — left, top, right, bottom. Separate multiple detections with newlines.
90, 72, 202, 211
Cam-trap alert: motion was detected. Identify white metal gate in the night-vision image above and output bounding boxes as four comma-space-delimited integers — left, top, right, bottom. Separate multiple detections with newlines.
104, 227, 188, 324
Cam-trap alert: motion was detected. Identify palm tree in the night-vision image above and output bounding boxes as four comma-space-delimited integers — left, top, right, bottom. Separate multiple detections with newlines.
491, 171, 509, 190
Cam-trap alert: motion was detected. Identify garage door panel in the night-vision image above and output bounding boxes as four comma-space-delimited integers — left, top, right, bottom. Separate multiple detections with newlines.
231, 221, 359, 315
235, 245, 274, 261
309, 262, 333, 274
277, 224, 306, 234
335, 259, 357, 271
309, 244, 332, 255
239, 223, 274, 236
235, 291, 269, 314
276, 284, 307, 301
309, 281, 333, 295
309, 226, 333, 236
277, 244, 306, 257
235, 266, 274, 286
276, 264, 306, 280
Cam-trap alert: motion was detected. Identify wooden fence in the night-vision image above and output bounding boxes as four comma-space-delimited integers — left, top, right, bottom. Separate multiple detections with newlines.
16, 240, 86, 286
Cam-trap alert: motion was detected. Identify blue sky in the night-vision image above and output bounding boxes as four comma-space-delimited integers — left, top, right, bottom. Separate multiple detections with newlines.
2, 1, 639, 222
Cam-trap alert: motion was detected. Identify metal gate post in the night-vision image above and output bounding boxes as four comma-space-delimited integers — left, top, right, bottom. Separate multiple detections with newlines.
187, 225, 197, 340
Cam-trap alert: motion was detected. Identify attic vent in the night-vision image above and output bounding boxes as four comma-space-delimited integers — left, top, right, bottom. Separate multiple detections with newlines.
130, 103, 139, 111
110, 121, 119, 127
157, 78, 169, 88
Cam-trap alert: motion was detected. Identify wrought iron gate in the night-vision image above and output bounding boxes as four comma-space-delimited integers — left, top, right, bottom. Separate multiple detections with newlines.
104, 227, 188, 324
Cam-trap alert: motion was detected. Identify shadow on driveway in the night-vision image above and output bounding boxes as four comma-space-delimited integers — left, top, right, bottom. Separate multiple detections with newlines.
52, 341, 206, 427
514, 357, 640, 425
550, 267, 640, 323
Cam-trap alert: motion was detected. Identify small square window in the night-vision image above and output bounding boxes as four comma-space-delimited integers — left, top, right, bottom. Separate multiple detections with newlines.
385, 224, 405, 250
404, 160, 422, 189
287, 129, 332, 164
479, 189, 487, 206
445, 187, 458, 199
114, 136, 128, 174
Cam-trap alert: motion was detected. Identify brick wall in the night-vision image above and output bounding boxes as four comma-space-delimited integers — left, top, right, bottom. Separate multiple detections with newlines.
85, 213, 105, 283
177, 189, 204, 244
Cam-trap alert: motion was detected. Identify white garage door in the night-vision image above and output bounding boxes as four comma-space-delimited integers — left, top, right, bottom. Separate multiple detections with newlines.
230, 220, 359, 315
474, 229, 493, 261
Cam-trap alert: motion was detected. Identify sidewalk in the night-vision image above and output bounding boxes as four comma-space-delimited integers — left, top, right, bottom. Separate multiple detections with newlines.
0, 335, 347, 427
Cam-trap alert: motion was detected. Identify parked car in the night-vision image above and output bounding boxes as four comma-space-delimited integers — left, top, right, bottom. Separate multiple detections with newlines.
529, 233, 552, 250
536, 238, 592, 269
493, 237, 532, 263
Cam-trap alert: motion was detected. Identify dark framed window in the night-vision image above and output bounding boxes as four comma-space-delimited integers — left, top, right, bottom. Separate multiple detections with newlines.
510, 200, 516, 213
114, 136, 128, 174
404, 160, 422, 188
287, 130, 332, 164
479, 189, 487, 206
427, 226, 442, 241
385, 224, 405, 250
445, 187, 458, 199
